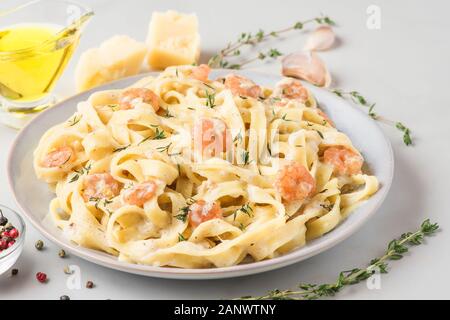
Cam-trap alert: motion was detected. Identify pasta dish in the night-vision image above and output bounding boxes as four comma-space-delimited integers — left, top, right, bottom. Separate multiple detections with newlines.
33, 65, 378, 268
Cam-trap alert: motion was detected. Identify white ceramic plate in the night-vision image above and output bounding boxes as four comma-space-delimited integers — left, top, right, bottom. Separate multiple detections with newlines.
7, 70, 394, 279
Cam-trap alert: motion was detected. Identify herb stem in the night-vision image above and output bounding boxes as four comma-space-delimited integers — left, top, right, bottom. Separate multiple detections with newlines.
209, 15, 335, 69
331, 89, 413, 146
236, 219, 438, 300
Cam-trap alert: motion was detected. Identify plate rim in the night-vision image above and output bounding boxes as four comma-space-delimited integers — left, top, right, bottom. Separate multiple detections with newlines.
6, 70, 394, 279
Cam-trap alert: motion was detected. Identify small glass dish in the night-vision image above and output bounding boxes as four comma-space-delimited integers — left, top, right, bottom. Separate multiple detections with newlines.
0, 205, 26, 275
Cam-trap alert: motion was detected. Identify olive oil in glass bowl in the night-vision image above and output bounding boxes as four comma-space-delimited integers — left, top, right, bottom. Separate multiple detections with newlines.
0, 0, 93, 129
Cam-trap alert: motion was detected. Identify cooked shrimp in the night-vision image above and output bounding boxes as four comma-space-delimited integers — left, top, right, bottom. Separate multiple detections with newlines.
193, 118, 230, 157
323, 146, 363, 176
191, 64, 211, 82
42, 146, 74, 168
274, 78, 309, 103
189, 200, 223, 227
317, 109, 335, 127
275, 162, 316, 202
123, 181, 157, 206
82, 173, 121, 201
119, 88, 160, 112
224, 74, 262, 98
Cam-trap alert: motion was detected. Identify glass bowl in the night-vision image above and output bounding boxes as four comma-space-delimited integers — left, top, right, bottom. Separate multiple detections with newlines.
0, 205, 26, 275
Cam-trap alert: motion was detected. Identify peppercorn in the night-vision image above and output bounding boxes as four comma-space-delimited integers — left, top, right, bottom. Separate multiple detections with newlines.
63, 266, 72, 274
8, 228, 19, 239
58, 249, 66, 258
60, 295, 70, 300
0, 239, 7, 250
86, 280, 94, 289
35, 240, 44, 250
36, 272, 47, 283
11, 269, 18, 276
0, 210, 8, 226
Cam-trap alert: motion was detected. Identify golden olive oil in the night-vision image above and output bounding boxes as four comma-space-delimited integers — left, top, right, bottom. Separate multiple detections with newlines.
0, 24, 79, 110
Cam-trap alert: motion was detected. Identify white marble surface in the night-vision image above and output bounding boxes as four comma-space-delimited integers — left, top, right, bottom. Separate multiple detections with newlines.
0, 0, 449, 299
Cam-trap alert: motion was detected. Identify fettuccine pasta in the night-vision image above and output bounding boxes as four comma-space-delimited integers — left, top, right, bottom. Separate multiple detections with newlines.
33, 65, 378, 268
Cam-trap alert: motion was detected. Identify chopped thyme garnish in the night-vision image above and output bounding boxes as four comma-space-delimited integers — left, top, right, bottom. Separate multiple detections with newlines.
233, 203, 253, 221
205, 90, 216, 108
315, 130, 324, 139
69, 163, 91, 183
140, 127, 166, 144
89, 197, 113, 210
68, 115, 82, 127
233, 131, 243, 144
240, 150, 252, 166
113, 145, 130, 153
107, 104, 120, 111
178, 233, 187, 242
156, 143, 172, 153
162, 109, 174, 118
320, 203, 334, 211
281, 114, 292, 122
203, 83, 215, 90
174, 206, 190, 223
153, 127, 166, 140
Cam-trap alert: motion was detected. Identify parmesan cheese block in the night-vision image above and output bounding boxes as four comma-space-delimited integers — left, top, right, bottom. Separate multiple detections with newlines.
75, 35, 147, 92
146, 10, 200, 69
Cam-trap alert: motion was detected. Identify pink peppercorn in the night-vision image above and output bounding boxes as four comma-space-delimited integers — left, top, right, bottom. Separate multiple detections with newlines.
36, 272, 47, 283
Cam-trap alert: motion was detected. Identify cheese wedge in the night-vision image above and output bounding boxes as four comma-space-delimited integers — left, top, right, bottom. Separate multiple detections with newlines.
75, 35, 147, 92
146, 10, 200, 69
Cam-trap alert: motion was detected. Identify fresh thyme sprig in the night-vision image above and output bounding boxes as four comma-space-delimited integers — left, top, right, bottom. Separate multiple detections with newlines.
332, 89, 413, 146
208, 15, 335, 69
237, 219, 439, 300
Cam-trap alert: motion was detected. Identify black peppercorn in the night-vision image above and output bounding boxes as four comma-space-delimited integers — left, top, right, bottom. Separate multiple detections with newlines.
0, 209, 8, 226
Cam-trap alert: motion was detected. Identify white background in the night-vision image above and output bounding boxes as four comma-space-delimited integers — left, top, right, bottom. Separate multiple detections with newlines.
0, 0, 449, 299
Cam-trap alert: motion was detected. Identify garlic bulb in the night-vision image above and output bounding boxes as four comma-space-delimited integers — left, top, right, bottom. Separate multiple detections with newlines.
304, 25, 336, 51
282, 51, 331, 87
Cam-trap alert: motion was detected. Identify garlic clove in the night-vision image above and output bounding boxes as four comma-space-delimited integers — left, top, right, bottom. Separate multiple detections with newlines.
282, 51, 331, 87
304, 25, 336, 51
